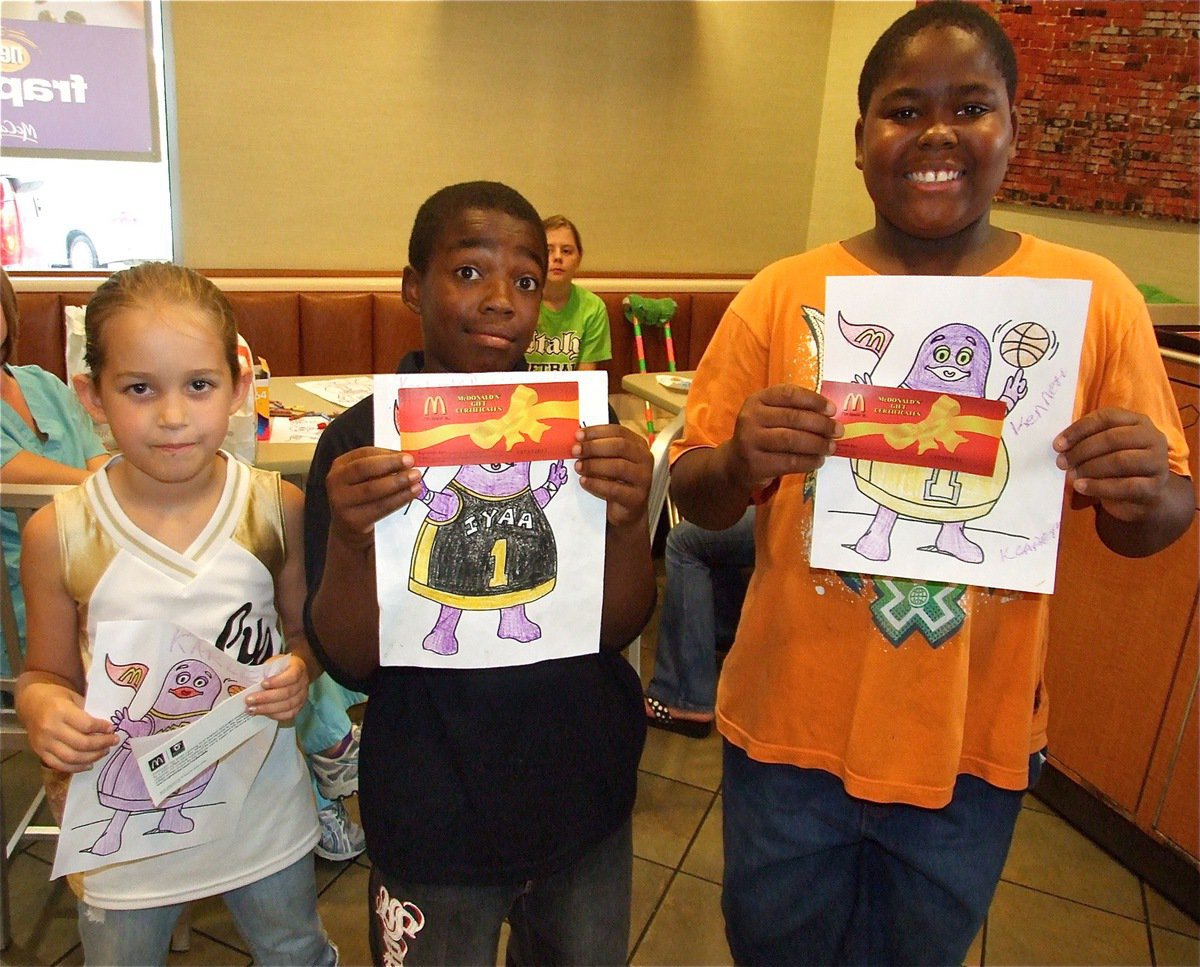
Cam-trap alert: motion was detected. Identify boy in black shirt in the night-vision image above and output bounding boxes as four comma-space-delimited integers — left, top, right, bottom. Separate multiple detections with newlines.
304, 181, 653, 966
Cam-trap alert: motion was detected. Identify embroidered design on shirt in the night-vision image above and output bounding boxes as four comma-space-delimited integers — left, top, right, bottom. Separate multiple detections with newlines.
374, 885, 425, 967
869, 577, 966, 647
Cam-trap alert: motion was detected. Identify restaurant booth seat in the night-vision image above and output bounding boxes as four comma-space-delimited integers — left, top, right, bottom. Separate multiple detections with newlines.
10, 279, 743, 397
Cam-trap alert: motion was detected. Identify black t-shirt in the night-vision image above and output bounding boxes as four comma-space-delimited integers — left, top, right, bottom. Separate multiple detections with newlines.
302, 353, 646, 885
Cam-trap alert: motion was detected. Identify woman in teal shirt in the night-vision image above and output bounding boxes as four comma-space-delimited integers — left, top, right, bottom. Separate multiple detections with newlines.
1, 269, 108, 675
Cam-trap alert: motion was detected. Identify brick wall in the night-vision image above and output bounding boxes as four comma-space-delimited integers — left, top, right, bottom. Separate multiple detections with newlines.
921, 1, 1198, 222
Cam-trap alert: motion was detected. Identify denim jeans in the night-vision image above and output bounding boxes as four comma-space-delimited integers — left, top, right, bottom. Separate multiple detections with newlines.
368, 819, 632, 966
722, 741, 1045, 966
76, 853, 336, 966
647, 509, 756, 714
297, 672, 366, 810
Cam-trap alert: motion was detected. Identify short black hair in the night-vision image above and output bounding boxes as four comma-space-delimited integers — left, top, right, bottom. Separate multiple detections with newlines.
408, 181, 547, 274
857, 0, 1018, 116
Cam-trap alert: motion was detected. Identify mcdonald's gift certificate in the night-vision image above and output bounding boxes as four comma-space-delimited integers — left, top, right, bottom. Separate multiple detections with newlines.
823, 381, 1005, 476
391, 378, 581, 467
372, 371, 610, 670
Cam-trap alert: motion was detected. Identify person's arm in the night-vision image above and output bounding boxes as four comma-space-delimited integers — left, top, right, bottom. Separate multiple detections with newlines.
1, 449, 105, 485
15, 504, 118, 772
246, 480, 313, 722
671, 384, 841, 530
573, 424, 656, 650
1055, 408, 1194, 557
307, 446, 424, 681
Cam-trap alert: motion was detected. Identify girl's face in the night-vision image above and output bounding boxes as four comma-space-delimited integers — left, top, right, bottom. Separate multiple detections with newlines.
855, 25, 1016, 245
545, 226, 582, 286
78, 302, 248, 487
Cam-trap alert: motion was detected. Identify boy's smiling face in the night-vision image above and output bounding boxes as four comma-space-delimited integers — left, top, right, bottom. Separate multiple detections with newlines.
855, 24, 1016, 245
403, 207, 546, 374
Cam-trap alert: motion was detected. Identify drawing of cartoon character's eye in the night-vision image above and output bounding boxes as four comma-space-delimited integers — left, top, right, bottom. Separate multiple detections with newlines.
956, 347, 974, 366
933, 346, 952, 363
484, 463, 514, 473
193, 675, 210, 689
176, 671, 191, 685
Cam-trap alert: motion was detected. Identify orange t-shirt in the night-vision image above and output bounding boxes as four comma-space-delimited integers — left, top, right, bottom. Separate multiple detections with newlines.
674, 235, 1190, 807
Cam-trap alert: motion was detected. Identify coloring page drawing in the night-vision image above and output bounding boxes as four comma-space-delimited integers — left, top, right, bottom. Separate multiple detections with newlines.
810, 276, 1090, 593
52, 621, 275, 879
374, 371, 609, 668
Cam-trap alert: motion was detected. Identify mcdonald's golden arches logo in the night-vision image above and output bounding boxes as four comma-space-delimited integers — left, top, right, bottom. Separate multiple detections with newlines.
423, 395, 448, 417
844, 392, 866, 415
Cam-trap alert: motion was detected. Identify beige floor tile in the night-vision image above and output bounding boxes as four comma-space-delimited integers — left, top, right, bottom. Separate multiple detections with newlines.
496, 921, 510, 967
680, 793, 723, 885
53, 928, 253, 967
964, 923, 983, 966
1, 850, 81, 966
1002, 808, 1144, 918
631, 871, 732, 967
1146, 885, 1199, 938
163, 924, 254, 967
183, 893, 253, 955
639, 725, 724, 791
633, 771, 715, 869
316, 861, 373, 966
631, 856, 674, 954
1023, 791, 1058, 815
985, 880, 1151, 966
2, 747, 58, 866
1151, 925, 1200, 966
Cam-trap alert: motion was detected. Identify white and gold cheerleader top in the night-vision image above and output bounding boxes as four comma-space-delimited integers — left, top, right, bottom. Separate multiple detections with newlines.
48, 454, 318, 910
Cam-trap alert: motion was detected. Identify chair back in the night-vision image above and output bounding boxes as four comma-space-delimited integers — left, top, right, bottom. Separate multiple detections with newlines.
1, 484, 70, 705
0, 482, 68, 952
646, 411, 686, 537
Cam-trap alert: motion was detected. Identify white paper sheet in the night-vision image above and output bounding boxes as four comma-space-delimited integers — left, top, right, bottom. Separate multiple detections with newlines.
52, 622, 275, 879
810, 276, 1090, 593
296, 376, 374, 409
373, 371, 609, 669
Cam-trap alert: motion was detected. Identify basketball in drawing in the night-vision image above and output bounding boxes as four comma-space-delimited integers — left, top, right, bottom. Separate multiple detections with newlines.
999, 321, 1051, 368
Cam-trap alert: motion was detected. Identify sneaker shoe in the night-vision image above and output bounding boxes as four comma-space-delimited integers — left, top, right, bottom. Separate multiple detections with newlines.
311, 723, 360, 801
314, 799, 366, 862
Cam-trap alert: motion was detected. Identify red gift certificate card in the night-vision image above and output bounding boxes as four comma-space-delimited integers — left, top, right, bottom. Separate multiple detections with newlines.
824, 380, 1005, 476
393, 381, 580, 467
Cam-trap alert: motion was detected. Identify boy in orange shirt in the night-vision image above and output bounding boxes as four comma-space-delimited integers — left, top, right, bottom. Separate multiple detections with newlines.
671, 3, 1192, 963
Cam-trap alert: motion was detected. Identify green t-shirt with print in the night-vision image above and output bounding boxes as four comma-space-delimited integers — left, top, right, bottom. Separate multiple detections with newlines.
526, 284, 612, 371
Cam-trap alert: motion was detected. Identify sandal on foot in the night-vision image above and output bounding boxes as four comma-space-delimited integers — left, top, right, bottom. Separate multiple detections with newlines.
644, 696, 714, 738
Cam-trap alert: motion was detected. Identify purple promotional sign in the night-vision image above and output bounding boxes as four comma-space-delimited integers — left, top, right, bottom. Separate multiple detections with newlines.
1, 15, 158, 159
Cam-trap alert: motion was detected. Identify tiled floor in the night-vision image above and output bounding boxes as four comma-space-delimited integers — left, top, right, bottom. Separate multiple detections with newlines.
3, 588, 1198, 965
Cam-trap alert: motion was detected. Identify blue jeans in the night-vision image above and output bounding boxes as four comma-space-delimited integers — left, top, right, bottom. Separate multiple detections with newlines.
296, 672, 366, 810
368, 819, 632, 966
647, 509, 756, 714
76, 853, 336, 966
722, 741, 1045, 966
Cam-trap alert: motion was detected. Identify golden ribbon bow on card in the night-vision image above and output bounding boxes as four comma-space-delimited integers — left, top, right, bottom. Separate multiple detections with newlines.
841, 395, 1002, 454
401, 385, 579, 453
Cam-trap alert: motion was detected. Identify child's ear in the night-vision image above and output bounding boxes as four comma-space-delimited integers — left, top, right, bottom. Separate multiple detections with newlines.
1007, 106, 1019, 160
73, 373, 107, 423
854, 117, 865, 170
228, 365, 252, 417
401, 265, 422, 315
